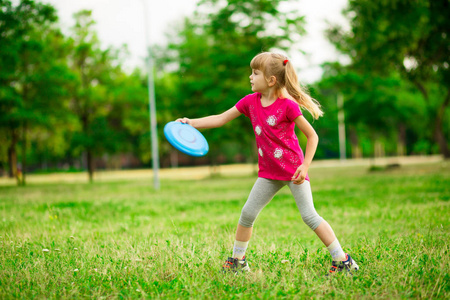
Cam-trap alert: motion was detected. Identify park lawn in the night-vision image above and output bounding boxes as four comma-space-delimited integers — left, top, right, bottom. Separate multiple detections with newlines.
0, 162, 449, 299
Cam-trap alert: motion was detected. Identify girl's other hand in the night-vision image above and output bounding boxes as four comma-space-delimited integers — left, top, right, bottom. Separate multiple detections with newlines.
291, 165, 308, 185
176, 117, 191, 125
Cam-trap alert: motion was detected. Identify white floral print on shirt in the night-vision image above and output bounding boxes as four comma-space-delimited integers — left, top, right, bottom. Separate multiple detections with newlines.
274, 148, 283, 159
255, 125, 262, 136
266, 115, 277, 126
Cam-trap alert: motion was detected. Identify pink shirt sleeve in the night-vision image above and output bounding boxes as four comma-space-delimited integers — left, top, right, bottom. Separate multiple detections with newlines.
285, 99, 302, 122
235, 94, 255, 117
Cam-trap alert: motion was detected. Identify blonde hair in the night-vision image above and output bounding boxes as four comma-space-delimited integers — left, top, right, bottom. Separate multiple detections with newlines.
250, 52, 323, 119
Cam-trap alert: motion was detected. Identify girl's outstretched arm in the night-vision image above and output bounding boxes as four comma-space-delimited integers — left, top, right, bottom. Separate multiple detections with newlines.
292, 115, 319, 185
176, 106, 241, 129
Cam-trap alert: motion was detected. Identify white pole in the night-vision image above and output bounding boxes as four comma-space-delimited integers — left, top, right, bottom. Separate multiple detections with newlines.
337, 93, 346, 161
142, 0, 160, 190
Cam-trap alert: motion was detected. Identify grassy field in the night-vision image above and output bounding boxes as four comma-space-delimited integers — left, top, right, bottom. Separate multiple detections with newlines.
0, 161, 449, 299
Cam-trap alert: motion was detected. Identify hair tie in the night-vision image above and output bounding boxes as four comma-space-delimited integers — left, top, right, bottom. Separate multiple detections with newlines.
283, 59, 289, 66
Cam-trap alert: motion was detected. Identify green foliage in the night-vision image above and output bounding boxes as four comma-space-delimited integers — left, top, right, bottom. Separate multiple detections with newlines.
155, 0, 307, 165
66, 10, 144, 180
107, 70, 149, 162
326, 0, 450, 157
2, 0, 448, 178
0, 2, 148, 182
0, 162, 448, 298
0, 0, 74, 183
315, 63, 432, 157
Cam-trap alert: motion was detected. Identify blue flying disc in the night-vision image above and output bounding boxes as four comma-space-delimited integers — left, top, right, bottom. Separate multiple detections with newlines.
164, 121, 209, 157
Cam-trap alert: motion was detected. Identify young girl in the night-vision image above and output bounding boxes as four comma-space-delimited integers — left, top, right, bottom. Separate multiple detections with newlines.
176, 52, 359, 275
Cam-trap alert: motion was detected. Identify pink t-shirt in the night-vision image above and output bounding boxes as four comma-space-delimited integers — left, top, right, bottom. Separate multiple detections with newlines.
236, 93, 309, 181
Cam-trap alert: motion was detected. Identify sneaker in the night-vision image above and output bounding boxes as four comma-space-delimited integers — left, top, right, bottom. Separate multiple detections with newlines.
222, 256, 250, 273
327, 260, 344, 275
327, 254, 359, 276
342, 254, 359, 275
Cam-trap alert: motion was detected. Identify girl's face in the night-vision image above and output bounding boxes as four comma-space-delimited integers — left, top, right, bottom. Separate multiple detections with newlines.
249, 69, 269, 93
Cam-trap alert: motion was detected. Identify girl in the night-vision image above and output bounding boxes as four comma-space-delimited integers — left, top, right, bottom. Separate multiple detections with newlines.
176, 52, 359, 275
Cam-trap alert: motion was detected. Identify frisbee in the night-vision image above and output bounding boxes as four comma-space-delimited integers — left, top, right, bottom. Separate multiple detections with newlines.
164, 121, 209, 157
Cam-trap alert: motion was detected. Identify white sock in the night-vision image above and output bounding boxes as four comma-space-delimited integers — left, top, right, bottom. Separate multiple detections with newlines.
327, 239, 347, 261
232, 240, 249, 259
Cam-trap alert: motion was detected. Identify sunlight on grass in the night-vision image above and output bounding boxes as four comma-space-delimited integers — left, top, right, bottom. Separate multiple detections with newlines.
0, 162, 449, 298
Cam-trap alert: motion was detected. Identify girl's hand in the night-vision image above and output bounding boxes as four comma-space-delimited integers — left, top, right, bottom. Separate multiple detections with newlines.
176, 117, 191, 125
292, 164, 308, 185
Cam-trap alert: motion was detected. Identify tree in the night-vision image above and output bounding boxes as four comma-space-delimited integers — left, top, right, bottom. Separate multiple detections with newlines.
106, 69, 149, 167
0, 0, 73, 185
156, 0, 308, 166
316, 62, 426, 158
328, 0, 450, 157
68, 10, 125, 182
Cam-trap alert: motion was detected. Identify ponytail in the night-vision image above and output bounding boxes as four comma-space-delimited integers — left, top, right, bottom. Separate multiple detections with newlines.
250, 52, 323, 119
284, 61, 323, 119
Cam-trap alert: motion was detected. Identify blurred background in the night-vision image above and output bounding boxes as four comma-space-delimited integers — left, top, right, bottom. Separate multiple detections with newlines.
1, 0, 449, 185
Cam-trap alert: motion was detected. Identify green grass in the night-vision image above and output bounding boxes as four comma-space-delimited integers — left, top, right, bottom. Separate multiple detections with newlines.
0, 162, 449, 299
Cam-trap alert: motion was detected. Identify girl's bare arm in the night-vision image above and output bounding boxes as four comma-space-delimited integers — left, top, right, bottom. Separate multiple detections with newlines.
177, 106, 241, 129
292, 115, 319, 184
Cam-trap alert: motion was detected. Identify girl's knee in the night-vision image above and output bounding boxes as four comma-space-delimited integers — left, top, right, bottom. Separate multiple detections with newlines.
239, 207, 257, 228
302, 213, 323, 230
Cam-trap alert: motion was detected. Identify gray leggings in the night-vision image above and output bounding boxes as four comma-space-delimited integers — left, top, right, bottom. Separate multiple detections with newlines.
238, 178, 324, 230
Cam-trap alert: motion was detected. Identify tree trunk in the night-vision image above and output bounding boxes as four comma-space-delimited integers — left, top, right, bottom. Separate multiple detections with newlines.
87, 149, 94, 183
81, 112, 95, 182
349, 128, 362, 158
18, 122, 27, 186
397, 124, 406, 156
7, 129, 18, 178
434, 91, 450, 158
208, 145, 220, 178
374, 140, 385, 158
170, 150, 178, 168
411, 79, 449, 158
